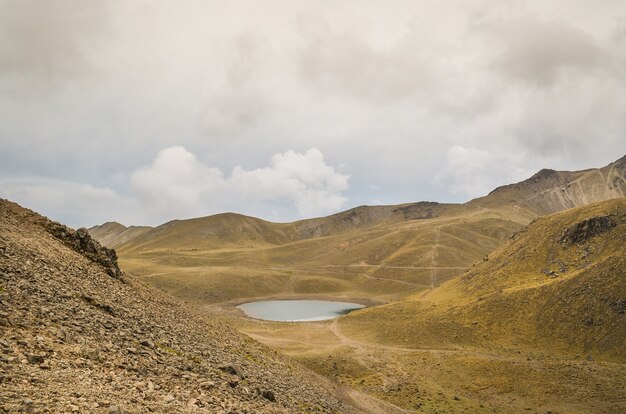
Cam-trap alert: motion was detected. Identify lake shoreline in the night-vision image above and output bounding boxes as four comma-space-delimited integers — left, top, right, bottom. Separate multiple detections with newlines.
236, 299, 368, 322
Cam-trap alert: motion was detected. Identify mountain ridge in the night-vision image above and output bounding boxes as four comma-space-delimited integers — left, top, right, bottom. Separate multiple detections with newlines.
90, 155, 625, 253
95, 155, 626, 306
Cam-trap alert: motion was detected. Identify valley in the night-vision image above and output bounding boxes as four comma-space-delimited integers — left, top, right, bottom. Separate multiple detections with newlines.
4, 2, 626, 412
83, 156, 626, 413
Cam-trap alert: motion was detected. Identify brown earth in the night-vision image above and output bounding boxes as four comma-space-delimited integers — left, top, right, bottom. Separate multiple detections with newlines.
0, 199, 372, 414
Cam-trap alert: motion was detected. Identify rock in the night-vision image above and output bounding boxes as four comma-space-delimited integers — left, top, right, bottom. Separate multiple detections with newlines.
140, 340, 155, 348
45, 223, 124, 279
261, 390, 276, 402
560, 216, 616, 244
108, 405, 121, 414
26, 354, 44, 364
199, 381, 216, 390
219, 364, 245, 379
163, 395, 175, 403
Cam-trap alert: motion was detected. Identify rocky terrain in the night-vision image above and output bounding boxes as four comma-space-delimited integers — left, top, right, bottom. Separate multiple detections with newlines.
0, 199, 359, 413
472, 154, 626, 216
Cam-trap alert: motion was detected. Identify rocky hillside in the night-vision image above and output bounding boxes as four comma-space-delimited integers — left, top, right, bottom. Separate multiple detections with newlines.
0, 199, 358, 413
471, 154, 626, 216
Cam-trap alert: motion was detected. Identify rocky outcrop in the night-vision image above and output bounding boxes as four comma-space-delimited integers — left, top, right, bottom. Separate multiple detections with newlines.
560, 215, 617, 244
44, 222, 123, 279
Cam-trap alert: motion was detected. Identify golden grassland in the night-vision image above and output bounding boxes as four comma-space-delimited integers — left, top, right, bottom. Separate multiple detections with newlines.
118, 207, 523, 306
225, 199, 626, 413
99, 159, 626, 413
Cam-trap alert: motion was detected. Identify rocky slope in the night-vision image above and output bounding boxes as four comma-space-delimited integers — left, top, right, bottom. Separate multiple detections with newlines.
471, 154, 626, 216
0, 199, 358, 413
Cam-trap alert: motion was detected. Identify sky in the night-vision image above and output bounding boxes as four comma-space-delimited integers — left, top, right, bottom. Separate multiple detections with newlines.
1, 0, 625, 227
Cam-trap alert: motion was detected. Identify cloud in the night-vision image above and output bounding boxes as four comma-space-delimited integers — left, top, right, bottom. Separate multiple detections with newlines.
297, 11, 436, 103
1, 1, 625, 226
131, 146, 349, 221
0, 177, 138, 228
130, 146, 225, 220
479, 17, 611, 86
0, 0, 109, 93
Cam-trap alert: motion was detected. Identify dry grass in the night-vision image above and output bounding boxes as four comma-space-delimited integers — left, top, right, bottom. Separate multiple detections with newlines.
102, 159, 626, 413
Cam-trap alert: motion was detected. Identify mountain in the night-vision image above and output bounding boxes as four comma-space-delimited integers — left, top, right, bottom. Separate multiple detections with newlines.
96, 156, 625, 305
470, 154, 626, 216
100, 202, 453, 253
292, 198, 626, 413
92, 155, 626, 253
87, 221, 152, 249
0, 198, 361, 413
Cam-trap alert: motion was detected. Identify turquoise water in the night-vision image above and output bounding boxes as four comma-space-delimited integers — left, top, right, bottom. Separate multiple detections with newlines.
237, 300, 366, 322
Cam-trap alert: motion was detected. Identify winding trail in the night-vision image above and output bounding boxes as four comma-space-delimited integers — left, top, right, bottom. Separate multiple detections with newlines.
357, 272, 421, 287
315, 264, 466, 270
338, 387, 411, 414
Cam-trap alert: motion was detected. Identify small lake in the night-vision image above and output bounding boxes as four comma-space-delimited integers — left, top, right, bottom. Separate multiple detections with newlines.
237, 300, 366, 322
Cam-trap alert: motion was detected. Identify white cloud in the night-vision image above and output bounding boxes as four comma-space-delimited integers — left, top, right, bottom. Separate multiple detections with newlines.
130, 146, 225, 219
1, 1, 625, 225
0, 177, 139, 228
130, 146, 349, 222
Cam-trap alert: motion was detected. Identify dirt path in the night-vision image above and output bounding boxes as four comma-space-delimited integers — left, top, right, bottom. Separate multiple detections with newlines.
429, 227, 441, 289
339, 387, 412, 414
315, 264, 466, 270
357, 272, 422, 287
328, 319, 506, 360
